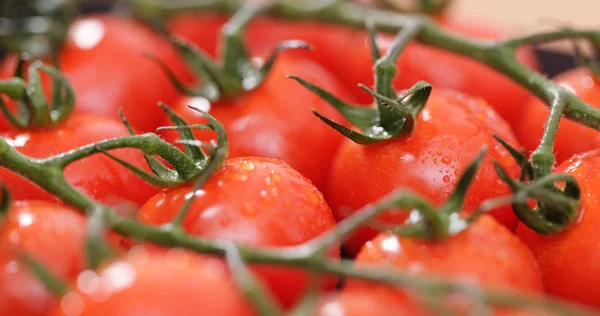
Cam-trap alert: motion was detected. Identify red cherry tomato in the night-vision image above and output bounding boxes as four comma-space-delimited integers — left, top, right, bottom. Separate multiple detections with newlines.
349, 215, 543, 312
317, 288, 424, 316
516, 149, 600, 309
0, 114, 159, 215
0, 201, 86, 316
138, 157, 339, 308
326, 90, 521, 255
0, 14, 192, 132
51, 248, 255, 316
516, 67, 600, 164
167, 14, 537, 128
161, 53, 354, 189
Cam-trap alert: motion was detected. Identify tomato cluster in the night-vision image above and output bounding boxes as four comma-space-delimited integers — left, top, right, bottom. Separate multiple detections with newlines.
0, 3, 600, 316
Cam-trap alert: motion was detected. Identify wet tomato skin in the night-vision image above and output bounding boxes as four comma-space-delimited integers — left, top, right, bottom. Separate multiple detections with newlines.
0, 201, 87, 316
326, 90, 521, 255
516, 67, 600, 164
351, 216, 543, 293
517, 149, 600, 309
0, 114, 159, 215
138, 157, 339, 308
51, 249, 255, 316
162, 53, 353, 190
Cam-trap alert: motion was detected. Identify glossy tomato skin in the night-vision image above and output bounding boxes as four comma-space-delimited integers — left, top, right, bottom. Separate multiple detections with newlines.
0, 201, 86, 316
316, 288, 425, 316
327, 90, 521, 255
162, 53, 353, 189
138, 157, 339, 308
516, 149, 600, 308
51, 248, 255, 316
348, 216, 543, 314
0, 14, 192, 132
516, 68, 600, 164
0, 114, 159, 216
351, 216, 543, 293
168, 14, 536, 127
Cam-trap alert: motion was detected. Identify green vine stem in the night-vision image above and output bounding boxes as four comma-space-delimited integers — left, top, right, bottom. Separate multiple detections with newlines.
0, 127, 596, 315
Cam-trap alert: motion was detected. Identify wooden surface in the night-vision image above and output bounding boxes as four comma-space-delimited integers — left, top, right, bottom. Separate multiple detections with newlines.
451, 0, 599, 32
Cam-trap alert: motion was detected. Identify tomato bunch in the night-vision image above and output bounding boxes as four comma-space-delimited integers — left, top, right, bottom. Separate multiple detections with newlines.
0, 1, 599, 316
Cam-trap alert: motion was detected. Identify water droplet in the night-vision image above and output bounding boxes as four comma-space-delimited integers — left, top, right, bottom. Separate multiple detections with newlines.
5, 260, 18, 274
227, 172, 248, 182
308, 192, 321, 207
443, 175, 451, 183
265, 176, 273, 186
241, 202, 258, 217
241, 160, 255, 171
433, 158, 438, 164
220, 217, 232, 226
421, 160, 426, 164
436, 151, 442, 156
441, 156, 452, 164
298, 216, 307, 226
60, 292, 84, 316
103, 262, 136, 291
77, 270, 101, 294
217, 180, 224, 187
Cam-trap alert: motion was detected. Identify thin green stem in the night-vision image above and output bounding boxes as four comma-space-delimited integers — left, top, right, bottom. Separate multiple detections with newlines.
531, 91, 566, 178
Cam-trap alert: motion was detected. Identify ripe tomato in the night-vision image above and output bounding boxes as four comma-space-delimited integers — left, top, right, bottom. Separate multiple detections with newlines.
348, 215, 543, 313
326, 90, 521, 255
138, 157, 339, 308
516, 149, 600, 309
0, 201, 86, 316
161, 53, 353, 189
51, 248, 254, 316
516, 67, 600, 164
167, 14, 536, 128
0, 114, 159, 216
317, 288, 424, 316
0, 14, 192, 132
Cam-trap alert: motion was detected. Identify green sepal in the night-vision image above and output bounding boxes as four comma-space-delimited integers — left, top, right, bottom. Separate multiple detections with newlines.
159, 102, 207, 162
85, 207, 117, 270
441, 148, 487, 214
493, 135, 533, 181
119, 109, 178, 180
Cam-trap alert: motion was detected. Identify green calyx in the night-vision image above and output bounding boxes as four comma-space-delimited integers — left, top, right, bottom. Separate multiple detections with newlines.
493, 136, 581, 234
0, 0, 78, 58
100, 103, 229, 190
0, 58, 75, 129
290, 22, 431, 144
148, 2, 310, 101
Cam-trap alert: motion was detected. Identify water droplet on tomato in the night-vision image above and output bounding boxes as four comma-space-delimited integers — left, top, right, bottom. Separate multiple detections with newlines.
441, 156, 452, 164
5, 260, 19, 274
77, 270, 101, 294
60, 292, 84, 316
241, 160, 255, 171
443, 175, 451, 183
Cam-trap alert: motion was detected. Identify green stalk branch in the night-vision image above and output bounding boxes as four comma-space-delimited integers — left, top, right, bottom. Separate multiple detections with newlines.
0, 134, 595, 314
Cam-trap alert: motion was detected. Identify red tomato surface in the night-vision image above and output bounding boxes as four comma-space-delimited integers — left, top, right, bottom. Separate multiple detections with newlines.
0, 14, 192, 132
326, 90, 521, 255
317, 288, 424, 316
52, 248, 255, 316
167, 13, 536, 128
138, 157, 339, 308
161, 53, 353, 189
0, 201, 86, 316
0, 114, 159, 216
516, 67, 600, 164
517, 149, 600, 308
349, 215, 543, 313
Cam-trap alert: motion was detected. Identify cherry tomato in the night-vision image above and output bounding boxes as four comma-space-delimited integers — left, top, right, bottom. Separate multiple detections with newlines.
348, 215, 543, 313
516, 149, 600, 309
0, 201, 86, 316
0, 114, 159, 215
0, 14, 192, 132
161, 53, 354, 189
138, 157, 339, 308
167, 14, 537, 128
326, 90, 521, 255
516, 67, 600, 164
51, 248, 255, 316
317, 288, 424, 316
